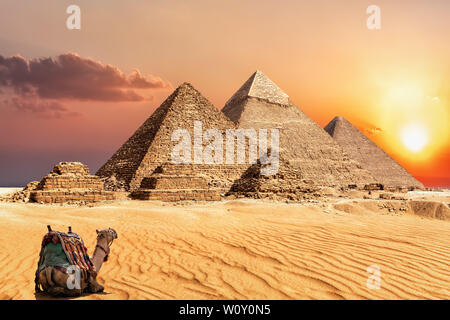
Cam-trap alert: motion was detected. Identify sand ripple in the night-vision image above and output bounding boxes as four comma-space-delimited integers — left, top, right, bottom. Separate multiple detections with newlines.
0, 199, 449, 300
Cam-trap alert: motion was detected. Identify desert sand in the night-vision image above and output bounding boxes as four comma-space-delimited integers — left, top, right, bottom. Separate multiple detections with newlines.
0, 188, 449, 300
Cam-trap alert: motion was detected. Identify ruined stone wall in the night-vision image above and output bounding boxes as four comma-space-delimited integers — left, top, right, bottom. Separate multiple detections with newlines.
140, 175, 207, 190
228, 158, 321, 201
132, 189, 220, 201
52, 162, 90, 176
131, 162, 221, 202
38, 176, 104, 190
148, 163, 249, 192
31, 190, 115, 204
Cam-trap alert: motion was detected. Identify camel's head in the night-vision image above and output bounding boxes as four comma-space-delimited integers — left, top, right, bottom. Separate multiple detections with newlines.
96, 227, 118, 246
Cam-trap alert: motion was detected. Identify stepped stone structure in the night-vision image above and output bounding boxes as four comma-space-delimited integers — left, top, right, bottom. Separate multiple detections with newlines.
131, 163, 221, 201
324, 116, 424, 189
30, 162, 114, 204
228, 157, 320, 200
222, 71, 376, 190
96, 82, 248, 194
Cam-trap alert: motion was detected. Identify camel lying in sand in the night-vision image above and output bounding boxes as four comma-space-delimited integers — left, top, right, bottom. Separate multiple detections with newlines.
35, 228, 118, 297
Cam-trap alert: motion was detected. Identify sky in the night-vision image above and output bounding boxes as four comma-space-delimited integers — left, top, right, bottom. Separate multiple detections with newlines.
0, 0, 449, 187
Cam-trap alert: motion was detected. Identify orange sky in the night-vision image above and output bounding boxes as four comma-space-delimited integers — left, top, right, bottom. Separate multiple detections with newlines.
0, 0, 449, 186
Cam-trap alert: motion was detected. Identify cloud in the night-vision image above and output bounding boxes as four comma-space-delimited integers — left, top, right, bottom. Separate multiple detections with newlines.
363, 126, 383, 136
0, 52, 171, 119
3, 94, 81, 119
350, 118, 384, 137
0, 52, 171, 102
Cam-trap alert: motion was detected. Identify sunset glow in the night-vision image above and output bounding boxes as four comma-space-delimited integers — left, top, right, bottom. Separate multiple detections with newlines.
401, 124, 429, 153
0, 0, 449, 187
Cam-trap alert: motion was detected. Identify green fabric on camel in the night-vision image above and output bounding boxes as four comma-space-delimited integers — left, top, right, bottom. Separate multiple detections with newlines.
39, 242, 70, 272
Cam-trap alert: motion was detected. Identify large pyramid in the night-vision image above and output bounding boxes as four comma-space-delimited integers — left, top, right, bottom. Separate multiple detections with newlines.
222, 70, 375, 188
97, 83, 246, 192
324, 116, 424, 189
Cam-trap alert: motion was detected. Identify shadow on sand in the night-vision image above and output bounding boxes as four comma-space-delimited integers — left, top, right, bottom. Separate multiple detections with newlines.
34, 291, 111, 300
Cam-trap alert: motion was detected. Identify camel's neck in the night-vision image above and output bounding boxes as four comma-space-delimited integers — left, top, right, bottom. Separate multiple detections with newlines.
91, 237, 109, 273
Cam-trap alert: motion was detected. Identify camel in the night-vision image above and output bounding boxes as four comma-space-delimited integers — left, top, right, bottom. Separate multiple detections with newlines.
35, 227, 118, 297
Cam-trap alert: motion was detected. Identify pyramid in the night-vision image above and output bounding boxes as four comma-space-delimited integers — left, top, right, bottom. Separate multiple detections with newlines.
30, 162, 114, 204
222, 71, 375, 188
324, 116, 424, 189
227, 156, 321, 201
97, 83, 247, 191
131, 162, 221, 201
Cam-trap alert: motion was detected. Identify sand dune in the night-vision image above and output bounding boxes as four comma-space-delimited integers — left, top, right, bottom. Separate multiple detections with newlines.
0, 197, 449, 300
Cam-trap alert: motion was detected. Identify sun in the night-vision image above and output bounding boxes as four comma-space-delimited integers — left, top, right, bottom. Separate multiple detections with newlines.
400, 124, 429, 153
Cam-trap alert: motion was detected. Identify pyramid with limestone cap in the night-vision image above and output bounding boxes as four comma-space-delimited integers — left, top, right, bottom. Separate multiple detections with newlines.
324, 116, 424, 189
227, 70, 289, 105
222, 71, 375, 188
97, 82, 245, 191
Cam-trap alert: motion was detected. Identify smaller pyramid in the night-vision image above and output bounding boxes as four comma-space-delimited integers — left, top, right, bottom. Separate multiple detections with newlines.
30, 162, 114, 204
228, 156, 319, 200
324, 117, 424, 189
131, 163, 221, 201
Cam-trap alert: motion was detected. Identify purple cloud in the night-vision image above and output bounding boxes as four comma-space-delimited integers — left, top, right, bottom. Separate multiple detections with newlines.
4, 95, 81, 119
0, 53, 171, 102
